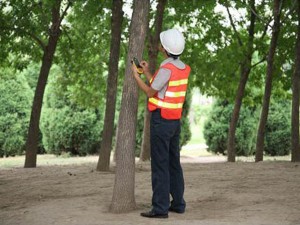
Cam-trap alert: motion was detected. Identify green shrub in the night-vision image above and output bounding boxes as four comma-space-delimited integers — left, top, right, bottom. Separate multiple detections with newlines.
265, 101, 291, 156
41, 69, 103, 156
0, 69, 33, 157
41, 106, 102, 155
180, 89, 192, 148
204, 100, 258, 156
204, 99, 292, 157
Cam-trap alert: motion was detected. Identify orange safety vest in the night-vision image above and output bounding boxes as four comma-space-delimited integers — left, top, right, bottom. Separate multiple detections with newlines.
148, 63, 191, 120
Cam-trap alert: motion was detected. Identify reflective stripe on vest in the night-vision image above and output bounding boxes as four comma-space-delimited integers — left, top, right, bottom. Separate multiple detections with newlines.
165, 91, 186, 98
149, 98, 183, 109
168, 79, 188, 86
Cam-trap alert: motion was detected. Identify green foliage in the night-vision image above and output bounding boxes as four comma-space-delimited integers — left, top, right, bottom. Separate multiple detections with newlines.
163, 1, 297, 105
204, 99, 292, 156
40, 66, 103, 156
41, 106, 102, 156
180, 87, 192, 148
204, 100, 258, 156
0, 0, 57, 68
0, 68, 33, 157
265, 101, 291, 156
57, 0, 114, 108
19, 62, 40, 91
192, 103, 211, 125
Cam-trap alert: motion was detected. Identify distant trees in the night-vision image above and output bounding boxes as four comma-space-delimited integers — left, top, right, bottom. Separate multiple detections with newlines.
1, 0, 300, 164
167, 0, 299, 161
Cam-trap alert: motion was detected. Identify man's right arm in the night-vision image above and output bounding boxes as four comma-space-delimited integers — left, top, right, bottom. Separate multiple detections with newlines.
144, 70, 153, 82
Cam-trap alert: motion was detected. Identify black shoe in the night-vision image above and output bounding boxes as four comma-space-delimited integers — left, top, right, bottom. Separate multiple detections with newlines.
140, 211, 168, 218
169, 207, 185, 214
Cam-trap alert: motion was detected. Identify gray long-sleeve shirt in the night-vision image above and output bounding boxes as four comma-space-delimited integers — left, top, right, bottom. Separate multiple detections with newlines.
151, 57, 186, 99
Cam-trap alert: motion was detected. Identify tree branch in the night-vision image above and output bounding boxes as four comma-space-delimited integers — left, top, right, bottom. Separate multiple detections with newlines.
251, 55, 267, 68
244, 1, 272, 40
59, 0, 72, 26
27, 32, 46, 51
225, 5, 243, 47
247, 5, 273, 29
1, 25, 46, 51
61, 26, 73, 49
260, 16, 272, 40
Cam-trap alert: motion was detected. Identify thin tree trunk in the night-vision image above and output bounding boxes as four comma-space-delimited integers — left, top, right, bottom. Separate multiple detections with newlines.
255, 0, 282, 162
227, 0, 256, 162
291, 0, 300, 162
227, 65, 251, 162
24, 1, 64, 168
97, 0, 123, 171
140, 109, 151, 160
110, 0, 149, 213
139, 0, 167, 161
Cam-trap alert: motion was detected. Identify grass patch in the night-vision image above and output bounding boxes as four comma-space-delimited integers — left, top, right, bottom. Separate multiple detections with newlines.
188, 117, 207, 145
0, 154, 99, 169
236, 155, 291, 162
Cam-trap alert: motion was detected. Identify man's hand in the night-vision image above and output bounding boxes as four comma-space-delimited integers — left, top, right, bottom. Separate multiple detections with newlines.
140, 61, 149, 74
131, 60, 157, 98
140, 61, 154, 82
131, 63, 140, 77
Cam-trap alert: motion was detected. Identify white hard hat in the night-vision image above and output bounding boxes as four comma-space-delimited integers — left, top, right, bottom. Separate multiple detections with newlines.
160, 28, 185, 55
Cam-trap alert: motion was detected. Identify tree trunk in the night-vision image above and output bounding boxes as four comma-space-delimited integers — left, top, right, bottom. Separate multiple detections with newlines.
291, 0, 300, 162
227, 65, 251, 162
227, 0, 256, 162
110, 0, 149, 213
96, 0, 124, 171
139, 0, 167, 161
24, 1, 62, 168
255, 0, 282, 162
139, 108, 151, 161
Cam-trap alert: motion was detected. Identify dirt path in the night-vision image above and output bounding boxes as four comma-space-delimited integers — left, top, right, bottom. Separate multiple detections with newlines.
1, 160, 300, 225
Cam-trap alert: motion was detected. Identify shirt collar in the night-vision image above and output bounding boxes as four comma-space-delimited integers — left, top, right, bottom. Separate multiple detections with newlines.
160, 57, 176, 66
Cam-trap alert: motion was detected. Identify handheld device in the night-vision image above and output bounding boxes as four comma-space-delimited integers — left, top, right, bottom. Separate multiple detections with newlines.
131, 57, 143, 74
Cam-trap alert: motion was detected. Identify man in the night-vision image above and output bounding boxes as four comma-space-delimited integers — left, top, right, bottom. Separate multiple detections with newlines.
131, 28, 191, 219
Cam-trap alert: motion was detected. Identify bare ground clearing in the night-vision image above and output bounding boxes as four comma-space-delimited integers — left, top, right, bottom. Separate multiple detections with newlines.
0, 157, 300, 225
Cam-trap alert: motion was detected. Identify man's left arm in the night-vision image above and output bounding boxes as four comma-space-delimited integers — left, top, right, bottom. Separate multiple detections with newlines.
132, 71, 157, 98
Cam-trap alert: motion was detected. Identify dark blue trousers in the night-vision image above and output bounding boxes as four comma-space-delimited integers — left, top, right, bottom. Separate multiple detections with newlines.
150, 109, 186, 214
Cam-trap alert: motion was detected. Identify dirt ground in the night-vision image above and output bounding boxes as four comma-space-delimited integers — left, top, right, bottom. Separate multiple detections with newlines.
1, 157, 300, 225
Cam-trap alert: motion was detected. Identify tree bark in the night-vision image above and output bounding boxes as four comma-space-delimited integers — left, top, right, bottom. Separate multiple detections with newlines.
255, 0, 282, 162
24, 0, 63, 168
110, 0, 149, 213
291, 0, 300, 162
227, 0, 256, 162
139, 0, 167, 161
96, 0, 124, 171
